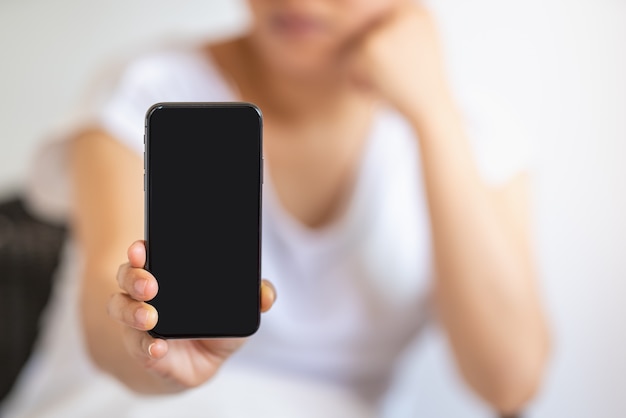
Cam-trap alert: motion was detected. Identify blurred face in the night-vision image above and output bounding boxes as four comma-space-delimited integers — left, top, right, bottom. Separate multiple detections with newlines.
246, 0, 398, 77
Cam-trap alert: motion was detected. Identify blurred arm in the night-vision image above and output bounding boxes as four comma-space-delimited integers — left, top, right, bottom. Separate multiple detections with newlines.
409, 100, 551, 414
68, 129, 170, 393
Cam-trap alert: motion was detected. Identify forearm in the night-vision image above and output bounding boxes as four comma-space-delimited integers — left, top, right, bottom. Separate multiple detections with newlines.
68, 131, 180, 394
408, 98, 549, 411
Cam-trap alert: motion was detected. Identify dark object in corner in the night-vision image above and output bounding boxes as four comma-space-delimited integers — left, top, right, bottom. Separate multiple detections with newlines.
0, 194, 67, 401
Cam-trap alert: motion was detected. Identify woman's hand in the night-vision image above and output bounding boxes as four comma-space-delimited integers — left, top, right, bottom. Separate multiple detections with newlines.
107, 240, 276, 391
345, 1, 451, 119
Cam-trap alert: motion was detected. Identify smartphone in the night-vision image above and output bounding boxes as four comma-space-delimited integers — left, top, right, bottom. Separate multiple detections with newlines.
144, 102, 262, 339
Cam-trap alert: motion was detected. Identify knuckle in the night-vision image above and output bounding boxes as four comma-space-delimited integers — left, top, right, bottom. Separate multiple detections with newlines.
124, 269, 139, 291
107, 293, 124, 319
123, 328, 148, 362
116, 264, 126, 286
106, 295, 115, 317
124, 269, 145, 296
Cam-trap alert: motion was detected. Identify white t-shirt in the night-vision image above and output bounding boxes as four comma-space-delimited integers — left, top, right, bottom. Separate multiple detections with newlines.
1, 44, 530, 418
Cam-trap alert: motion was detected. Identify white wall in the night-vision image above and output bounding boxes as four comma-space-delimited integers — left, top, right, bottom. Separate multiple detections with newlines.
1, 1, 625, 417
0, 0, 249, 196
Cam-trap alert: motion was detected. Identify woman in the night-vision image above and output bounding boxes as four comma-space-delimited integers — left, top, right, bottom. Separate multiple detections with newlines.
2, 0, 550, 416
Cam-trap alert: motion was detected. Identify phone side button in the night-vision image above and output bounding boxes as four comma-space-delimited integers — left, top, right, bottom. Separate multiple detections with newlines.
143, 173, 145, 191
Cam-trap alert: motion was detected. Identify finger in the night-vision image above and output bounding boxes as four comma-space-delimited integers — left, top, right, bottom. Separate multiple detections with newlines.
122, 326, 168, 363
116, 263, 158, 302
128, 240, 147, 269
260, 279, 276, 313
108, 292, 158, 331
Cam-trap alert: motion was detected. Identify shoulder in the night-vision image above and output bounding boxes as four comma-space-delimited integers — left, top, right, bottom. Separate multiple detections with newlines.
122, 46, 208, 79
107, 43, 233, 100
92, 42, 236, 154
23, 42, 234, 223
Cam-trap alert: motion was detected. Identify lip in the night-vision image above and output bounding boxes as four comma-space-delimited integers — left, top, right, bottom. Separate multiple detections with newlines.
270, 11, 329, 37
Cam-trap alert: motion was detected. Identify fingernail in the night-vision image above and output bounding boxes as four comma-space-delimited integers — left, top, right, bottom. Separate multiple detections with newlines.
148, 342, 155, 357
135, 308, 150, 326
134, 279, 147, 296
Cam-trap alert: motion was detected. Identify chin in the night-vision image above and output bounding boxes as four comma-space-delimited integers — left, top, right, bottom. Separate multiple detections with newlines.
275, 52, 336, 78
249, 35, 337, 79
247, 22, 343, 79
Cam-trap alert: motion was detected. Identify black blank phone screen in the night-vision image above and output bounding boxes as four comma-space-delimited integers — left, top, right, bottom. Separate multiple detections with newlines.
145, 103, 262, 338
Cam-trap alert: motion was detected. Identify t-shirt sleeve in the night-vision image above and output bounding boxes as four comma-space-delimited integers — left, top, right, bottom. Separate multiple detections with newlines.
94, 55, 177, 155
456, 86, 534, 186
24, 49, 233, 223
93, 49, 234, 155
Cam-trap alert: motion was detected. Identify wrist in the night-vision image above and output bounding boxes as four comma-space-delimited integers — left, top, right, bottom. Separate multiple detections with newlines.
402, 91, 463, 138
387, 79, 456, 124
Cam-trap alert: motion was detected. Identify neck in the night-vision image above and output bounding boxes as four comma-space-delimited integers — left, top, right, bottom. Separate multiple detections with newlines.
218, 37, 371, 123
